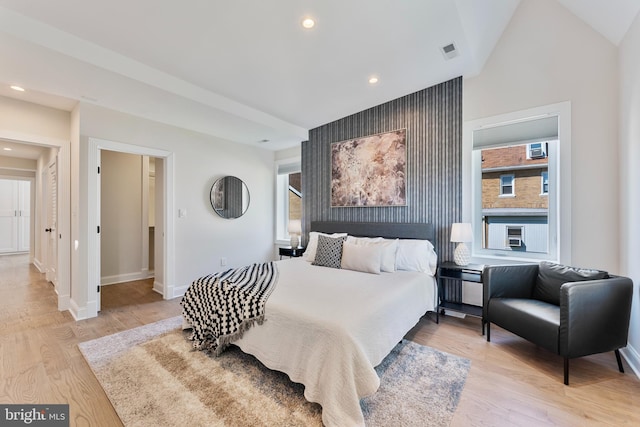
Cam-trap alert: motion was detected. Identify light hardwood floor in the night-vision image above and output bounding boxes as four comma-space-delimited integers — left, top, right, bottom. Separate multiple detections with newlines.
1, 253, 639, 426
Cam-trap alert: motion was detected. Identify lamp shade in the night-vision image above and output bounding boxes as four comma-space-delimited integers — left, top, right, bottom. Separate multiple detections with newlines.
288, 219, 302, 235
450, 223, 472, 243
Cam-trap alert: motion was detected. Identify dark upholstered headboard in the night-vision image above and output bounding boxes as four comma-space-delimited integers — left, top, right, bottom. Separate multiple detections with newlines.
310, 221, 434, 242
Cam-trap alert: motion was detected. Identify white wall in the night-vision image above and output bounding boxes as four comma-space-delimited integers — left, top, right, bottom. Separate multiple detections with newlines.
71, 103, 275, 317
0, 156, 37, 171
275, 145, 301, 162
464, 0, 619, 272
100, 150, 144, 284
0, 96, 70, 141
619, 11, 640, 377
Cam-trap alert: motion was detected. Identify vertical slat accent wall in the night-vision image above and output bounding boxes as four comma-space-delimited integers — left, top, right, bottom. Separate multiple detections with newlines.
301, 77, 462, 260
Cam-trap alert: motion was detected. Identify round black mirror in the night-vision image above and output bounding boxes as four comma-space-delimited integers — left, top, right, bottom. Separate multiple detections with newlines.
210, 176, 250, 219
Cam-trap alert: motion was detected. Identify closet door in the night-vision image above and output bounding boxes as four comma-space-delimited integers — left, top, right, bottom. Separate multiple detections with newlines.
0, 179, 19, 253
45, 162, 58, 284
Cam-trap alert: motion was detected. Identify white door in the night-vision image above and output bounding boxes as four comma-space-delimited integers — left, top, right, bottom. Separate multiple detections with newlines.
18, 180, 31, 252
0, 179, 18, 253
45, 161, 58, 285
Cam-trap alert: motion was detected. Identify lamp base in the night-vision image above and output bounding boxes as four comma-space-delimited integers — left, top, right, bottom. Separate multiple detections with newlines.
453, 243, 470, 266
290, 235, 299, 248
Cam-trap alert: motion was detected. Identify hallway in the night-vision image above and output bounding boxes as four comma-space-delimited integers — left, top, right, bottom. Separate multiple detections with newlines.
0, 254, 181, 425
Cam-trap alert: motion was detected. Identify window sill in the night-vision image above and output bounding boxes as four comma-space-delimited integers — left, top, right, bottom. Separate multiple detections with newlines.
470, 253, 558, 265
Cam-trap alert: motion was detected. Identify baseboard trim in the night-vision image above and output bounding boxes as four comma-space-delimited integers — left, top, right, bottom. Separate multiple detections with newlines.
153, 280, 164, 296
165, 283, 188, 299
69, 298, 86, 321
101, 271, 150, 286
33, 257, 44, 273
57, 293, 70, 311
621, 345, 640, 380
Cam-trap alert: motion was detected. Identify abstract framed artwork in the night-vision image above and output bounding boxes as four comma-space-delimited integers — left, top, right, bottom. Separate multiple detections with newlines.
331, 129, 407, 207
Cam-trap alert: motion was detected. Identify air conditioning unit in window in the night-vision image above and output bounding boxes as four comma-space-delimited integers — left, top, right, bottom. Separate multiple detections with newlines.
528, 143, 547, 159
508, 237, 522, 247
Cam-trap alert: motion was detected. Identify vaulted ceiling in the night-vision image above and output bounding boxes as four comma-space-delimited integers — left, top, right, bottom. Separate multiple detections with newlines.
0, 0, 638, 151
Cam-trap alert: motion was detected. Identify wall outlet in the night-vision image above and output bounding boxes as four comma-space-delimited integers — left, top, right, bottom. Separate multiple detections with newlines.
220, 257, 227, 266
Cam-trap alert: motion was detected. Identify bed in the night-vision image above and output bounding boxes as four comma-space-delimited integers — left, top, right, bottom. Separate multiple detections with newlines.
184, 221, 438, 427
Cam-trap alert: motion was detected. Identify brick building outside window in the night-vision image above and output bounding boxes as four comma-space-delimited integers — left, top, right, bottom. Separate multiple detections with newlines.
481, 142, 549, 253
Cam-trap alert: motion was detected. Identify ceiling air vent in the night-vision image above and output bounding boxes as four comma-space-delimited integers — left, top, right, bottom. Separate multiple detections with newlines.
441, 42, 458, 60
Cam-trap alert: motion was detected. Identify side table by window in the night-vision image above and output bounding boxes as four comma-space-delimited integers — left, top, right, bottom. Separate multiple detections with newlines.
279, 246, 305, 259
437, 262, 485, 334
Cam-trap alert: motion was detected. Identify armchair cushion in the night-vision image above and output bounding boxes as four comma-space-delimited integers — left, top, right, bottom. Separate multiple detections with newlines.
489, 298, 560, 353
533, 261, 608, 305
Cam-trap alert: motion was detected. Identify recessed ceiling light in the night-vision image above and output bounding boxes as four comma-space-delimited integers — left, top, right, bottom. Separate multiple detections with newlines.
10, 85, 25, 92
302, 18, 315, 29
368, 76, 379, 85
3, 147, 12, 151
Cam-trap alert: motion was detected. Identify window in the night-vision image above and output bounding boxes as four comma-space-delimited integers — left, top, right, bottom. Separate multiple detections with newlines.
500, 174, 514, 196
464, 102, 571, 262
506, 226, 523, 248
541, 171, 549, 195
276, 159, 301, 242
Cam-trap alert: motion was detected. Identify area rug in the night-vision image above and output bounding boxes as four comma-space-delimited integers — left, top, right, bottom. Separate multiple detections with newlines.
79, 316, 470, 426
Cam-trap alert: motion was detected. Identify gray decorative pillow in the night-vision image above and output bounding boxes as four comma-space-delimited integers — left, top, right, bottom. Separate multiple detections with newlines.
533, 261, 608, 305
312, 235, 347, 269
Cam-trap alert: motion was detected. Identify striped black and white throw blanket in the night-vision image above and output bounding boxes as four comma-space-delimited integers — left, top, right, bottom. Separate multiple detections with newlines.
181, 262, 278, 355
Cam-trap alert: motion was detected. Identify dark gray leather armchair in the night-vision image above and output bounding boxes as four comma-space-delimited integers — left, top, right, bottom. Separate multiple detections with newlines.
483, 262, 633, 385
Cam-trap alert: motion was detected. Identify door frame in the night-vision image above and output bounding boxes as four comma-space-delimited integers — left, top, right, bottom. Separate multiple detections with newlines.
0, 132, 70, 312
86, 138, 175, 317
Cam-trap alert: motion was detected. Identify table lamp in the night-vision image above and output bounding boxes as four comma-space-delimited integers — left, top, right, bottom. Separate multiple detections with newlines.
288, 219, 302, 248
450, 223, 472, 266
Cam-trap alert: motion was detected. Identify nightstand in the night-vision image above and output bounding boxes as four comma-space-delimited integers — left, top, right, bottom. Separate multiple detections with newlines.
437, 262, 485, 334
279, 246, 305, 259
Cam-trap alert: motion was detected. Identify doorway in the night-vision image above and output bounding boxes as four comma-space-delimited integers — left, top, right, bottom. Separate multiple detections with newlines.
0, 141, 62, 297
0, 136, 70, 313
86, 137, 175, 318
98, 151, 160, 311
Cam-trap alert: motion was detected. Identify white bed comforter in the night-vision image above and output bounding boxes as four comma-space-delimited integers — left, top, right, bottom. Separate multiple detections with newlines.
234, 258, 437, 427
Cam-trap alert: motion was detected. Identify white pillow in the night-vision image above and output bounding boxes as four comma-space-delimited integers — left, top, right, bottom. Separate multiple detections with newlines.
346, 236, 398, 272
303, 232, 348, 262
377, 239, 399, 272
395, 239, 438, 275
345, 236, 383, 244
340, 241, 382, 274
